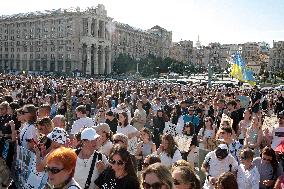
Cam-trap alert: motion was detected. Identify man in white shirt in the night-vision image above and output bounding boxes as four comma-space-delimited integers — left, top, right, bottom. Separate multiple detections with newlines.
201, 144, 238, 189
74, 127, 108, 189
270, 111, 284, 150
70, 105, 95, 135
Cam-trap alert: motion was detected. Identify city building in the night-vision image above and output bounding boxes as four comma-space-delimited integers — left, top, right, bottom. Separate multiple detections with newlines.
0, 4, 112, 75
269, 40, 284, 72
111, 23, 172, 61
241, 42, 260, 64
169, 40, 193, 63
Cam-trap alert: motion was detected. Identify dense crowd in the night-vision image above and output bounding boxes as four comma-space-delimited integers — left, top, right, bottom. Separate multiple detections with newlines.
0, 73, 284, 189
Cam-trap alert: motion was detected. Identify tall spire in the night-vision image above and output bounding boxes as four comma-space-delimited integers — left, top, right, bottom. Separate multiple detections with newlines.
196, 35, 201, 49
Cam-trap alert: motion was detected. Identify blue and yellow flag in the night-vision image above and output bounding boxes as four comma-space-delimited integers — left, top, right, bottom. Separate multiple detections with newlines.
230, 52, 256, 86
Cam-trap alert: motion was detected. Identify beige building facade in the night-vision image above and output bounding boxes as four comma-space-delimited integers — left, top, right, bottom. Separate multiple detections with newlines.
0, 4, 112, 75
269, 41, 284, 71
169, 40, 193, 63
111, 24, 172, 60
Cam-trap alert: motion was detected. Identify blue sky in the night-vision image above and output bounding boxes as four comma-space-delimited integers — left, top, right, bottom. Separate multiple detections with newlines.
1, 0, 283, 46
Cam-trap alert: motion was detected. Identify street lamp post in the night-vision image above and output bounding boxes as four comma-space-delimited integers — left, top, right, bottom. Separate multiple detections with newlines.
208, 58, 213, 88
136, 58, 140, 74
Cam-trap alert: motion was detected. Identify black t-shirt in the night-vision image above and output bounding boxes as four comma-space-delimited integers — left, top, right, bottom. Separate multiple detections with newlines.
105, 118, 118, 134
230, 110, 240, 133
0, 114, 12, 135
95, 168, 140, 189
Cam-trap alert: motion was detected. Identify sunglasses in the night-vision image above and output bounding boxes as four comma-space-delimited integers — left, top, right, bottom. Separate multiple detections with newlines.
173, 179, 181, 185
278, 116, 284, 119
142, 182, 164, 189
113, 139, 124, 144
109, 159, 125, 166
45, 166, 64, 174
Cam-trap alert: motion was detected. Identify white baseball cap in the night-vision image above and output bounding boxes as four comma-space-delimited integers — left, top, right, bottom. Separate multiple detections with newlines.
81, 128, 100, 141
218, 144, 229, 150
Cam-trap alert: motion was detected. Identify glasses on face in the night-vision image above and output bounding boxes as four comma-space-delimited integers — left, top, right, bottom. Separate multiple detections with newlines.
109, 159, 125, 166
240, 156, 247, 160
22, 111, 29, 114
278, 116, 284, 120
45, 166, 64, 174
173, 179, 181, 185
142, 182, 164, 189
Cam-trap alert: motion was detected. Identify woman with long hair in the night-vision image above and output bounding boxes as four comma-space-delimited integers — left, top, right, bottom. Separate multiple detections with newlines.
135, 128, 156, 170
116, 111, 139, 155
253, 147, 283, 189
238, 108, 252, 145
19, 104, 38, 150
198, 116, 216, 151
156, 133, 182, 167
152, 109, 168, 147
172, 164, 201, 189
244, 115, 263, 156
95, 144, 140, 189
142, 163, 174, 189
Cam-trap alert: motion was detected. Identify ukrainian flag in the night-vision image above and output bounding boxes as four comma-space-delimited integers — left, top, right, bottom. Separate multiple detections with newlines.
230, 52, 256, 86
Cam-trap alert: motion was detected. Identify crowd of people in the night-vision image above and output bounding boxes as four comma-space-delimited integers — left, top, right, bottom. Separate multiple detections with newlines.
0, 73, 283, 189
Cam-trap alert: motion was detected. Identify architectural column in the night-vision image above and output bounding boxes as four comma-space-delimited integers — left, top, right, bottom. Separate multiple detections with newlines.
39, 57, 43, 71
100, 46, 105, 74
88, 17, 92, 37
63, 58, 66, 73
95, 19, 98, 38
106, 46, 112, 74
93, 44, 99, 75
102, 21, 105, 39
47, 60, 51, 72
86, 44, 92, 75
19, 55, 23, 71
54, 58, 58, 72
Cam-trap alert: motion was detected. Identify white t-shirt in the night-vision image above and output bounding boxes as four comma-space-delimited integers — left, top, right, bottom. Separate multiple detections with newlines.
74, 152, 108, 189
117, 124, 138, 155
19, 122, 38, 149
203, 151, 238, 189
71, 117, 95, 135
271, 124, 284, 150
159, 149, 182, 167
237, 164, 260, 189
